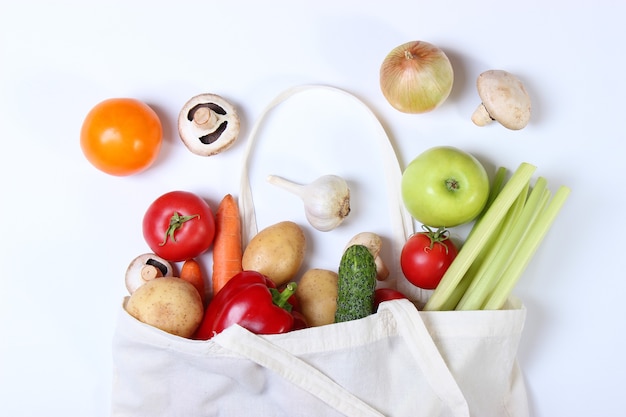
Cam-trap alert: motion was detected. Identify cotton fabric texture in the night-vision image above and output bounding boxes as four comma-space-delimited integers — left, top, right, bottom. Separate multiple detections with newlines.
112, 297, 528, 417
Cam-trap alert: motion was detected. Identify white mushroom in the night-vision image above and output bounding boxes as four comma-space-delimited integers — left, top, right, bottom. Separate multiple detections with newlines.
178, 93, 241, 156
344, 232, 390, 281
471, 70, 531, 130
125, 253, 174, 294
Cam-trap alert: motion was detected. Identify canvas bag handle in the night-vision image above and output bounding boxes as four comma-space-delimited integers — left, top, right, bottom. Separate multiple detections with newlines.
239, 84, 414, 265
232, 84, 470, 416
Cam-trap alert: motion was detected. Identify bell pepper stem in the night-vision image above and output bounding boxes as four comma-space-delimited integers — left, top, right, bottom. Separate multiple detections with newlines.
270, 282, 297, 312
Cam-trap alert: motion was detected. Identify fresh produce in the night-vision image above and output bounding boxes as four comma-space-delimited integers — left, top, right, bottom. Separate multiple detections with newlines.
291, 310, 309, 330
211, 194, 243, 296
344, 232, 389, 281
80, 98, 162, 176
423, 163, 570, 311
335, 245, 377, 323
400, 226, 459, 290
178, 93, 241, 156
193, 270, 298, 339
125, 277, 204, 338
379, 40, 454, 114
125, 253, 173, 294
142, 190, 216, 262
373, 288, 408, 312
266, 174, 351, 232
180, 258, 206, 304
401, 146, 490, 227
242, 220, 306, 286
296, 268, 339, 327
471, 70, 531, 130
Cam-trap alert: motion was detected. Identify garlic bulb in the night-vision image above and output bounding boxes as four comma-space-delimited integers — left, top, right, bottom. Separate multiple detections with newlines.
267, 174, 351, 232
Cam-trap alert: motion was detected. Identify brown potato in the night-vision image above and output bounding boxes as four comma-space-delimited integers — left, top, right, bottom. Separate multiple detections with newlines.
296, 268, 338, 327
242, 221, 306, 286
125, 277, 204, 338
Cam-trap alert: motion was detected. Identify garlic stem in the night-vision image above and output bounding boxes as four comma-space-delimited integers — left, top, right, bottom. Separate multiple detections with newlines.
267, 174, 351, 232
267, 175, 307, 198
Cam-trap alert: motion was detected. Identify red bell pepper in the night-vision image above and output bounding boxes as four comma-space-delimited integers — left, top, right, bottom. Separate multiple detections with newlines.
193, 270, 297, 340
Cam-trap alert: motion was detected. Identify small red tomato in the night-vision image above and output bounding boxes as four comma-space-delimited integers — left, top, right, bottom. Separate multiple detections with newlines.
374, 288, 408, 311
400, 226, 458, 289
142, 191, 216, 262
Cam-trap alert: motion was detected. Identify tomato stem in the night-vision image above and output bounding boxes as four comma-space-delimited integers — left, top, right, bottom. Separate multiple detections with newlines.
160, 212, 200, 246
421, 225, 451, 254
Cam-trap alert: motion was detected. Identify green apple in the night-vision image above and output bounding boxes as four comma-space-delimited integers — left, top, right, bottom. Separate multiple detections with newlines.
401, 146, 490, 227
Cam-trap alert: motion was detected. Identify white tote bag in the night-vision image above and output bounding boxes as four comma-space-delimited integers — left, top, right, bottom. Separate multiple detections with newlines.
111, 85, 530, 417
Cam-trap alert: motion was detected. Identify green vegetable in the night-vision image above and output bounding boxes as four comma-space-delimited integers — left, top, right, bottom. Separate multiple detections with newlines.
423, 162, 570, 311
482, 185, 570, 309
437, 167, 509, 311
424, 162, 537, 311
334, 244, 377, 322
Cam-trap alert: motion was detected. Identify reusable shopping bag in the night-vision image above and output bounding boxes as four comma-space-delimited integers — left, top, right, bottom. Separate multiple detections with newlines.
111, 85, 530, 417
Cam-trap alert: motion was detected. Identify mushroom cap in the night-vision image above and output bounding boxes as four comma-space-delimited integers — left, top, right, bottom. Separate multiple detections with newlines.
125, 253, 174, 294
475, 70, 531, 130
178, 93, 241, 156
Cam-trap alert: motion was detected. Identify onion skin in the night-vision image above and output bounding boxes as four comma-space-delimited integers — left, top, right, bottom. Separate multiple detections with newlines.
380, 41, 454, 114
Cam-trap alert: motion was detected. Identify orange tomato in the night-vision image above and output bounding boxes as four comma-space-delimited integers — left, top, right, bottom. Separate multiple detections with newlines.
80, 98, 163, 176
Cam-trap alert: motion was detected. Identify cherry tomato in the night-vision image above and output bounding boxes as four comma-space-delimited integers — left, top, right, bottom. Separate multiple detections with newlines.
373, 288, 408, 312
400, 226, 458, 289
142, 191, 216, 262
80, 98, 162, 176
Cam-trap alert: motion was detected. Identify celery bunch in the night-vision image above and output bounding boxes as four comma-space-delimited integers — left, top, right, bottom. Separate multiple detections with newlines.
423, 163, 570, 311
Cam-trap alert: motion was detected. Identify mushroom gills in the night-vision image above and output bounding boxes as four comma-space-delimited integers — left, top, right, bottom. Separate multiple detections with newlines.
199, 121, 228, 144
146, 257, 170, 276
178, 93, 241, 156
187, 102, 227, 120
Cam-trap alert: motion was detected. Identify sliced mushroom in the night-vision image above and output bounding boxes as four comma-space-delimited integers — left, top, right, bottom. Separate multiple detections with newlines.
178, 93, 241, 156
471, 70, 531, 130
344, 232, 390, 281
125, 253, 174, 294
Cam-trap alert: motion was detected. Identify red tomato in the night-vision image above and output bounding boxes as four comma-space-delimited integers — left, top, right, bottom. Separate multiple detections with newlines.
400, 226, 458, 289
291, 311, 309, 330
143, 191, 216, 262
80, 98, 162, 176
373, 288, 408, 311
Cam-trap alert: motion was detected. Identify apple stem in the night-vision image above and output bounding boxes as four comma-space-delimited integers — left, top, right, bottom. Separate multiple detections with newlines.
445, 179, 460, 191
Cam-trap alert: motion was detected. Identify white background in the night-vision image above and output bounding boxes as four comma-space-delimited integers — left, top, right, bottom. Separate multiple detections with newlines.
1, 1, 624, 416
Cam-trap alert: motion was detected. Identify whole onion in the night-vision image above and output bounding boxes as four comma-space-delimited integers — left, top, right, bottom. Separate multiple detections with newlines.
380, 41, 454, 114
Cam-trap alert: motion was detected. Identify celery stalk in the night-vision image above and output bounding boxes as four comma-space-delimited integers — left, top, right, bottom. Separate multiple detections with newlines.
482, 185, 571, 310
437, 167, 510, 311
483, 167, 509, 215
423, 162, 537, 311
456, 178, 547, 310
455, 180, 531, 310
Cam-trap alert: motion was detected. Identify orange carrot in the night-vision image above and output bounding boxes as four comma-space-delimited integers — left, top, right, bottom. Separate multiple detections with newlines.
180, 258, 206, 304
212, 194, 243, 296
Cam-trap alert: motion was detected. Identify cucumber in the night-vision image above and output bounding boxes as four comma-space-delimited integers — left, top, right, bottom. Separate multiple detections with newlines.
334, 244, 377, 323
